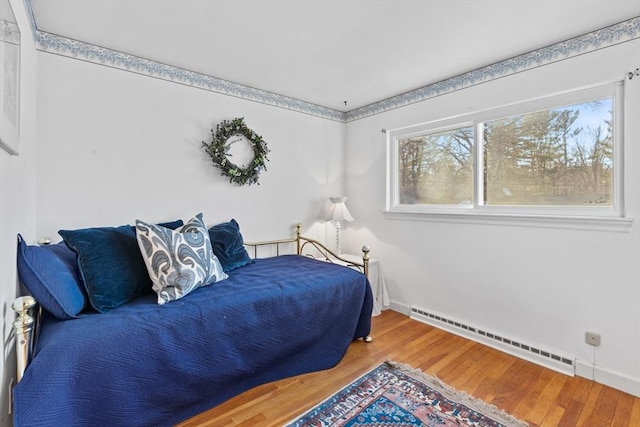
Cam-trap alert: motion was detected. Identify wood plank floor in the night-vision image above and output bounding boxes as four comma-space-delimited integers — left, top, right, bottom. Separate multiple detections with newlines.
177, 310, 640, 427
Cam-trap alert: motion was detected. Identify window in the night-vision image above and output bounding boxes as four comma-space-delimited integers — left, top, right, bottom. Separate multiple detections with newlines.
398, 125, 474, 205
483, 99, 613, 207
387, 83, 625, 222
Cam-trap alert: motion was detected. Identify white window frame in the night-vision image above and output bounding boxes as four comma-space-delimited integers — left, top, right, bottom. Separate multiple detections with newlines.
385, 82, 632, 231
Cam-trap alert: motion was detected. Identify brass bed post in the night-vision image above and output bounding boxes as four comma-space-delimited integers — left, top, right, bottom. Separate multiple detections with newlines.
295, 223, 302, 255
362, 245, 370, 279
12, 296, 38, 382
361, 245, 373, 342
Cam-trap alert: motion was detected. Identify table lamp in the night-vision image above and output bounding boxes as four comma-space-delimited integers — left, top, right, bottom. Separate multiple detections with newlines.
328, 196, 354, 254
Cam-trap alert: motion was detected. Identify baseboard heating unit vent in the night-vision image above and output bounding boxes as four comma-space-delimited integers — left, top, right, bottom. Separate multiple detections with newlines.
410, 307, 575, 376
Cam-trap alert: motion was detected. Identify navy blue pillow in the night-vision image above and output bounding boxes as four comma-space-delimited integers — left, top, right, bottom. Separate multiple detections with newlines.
16, 234, 87, 320
208, 219, 253, 272
59, 220, 183, 313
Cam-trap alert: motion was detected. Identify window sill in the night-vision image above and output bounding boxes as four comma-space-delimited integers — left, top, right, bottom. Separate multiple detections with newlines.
383, 210, 634, 232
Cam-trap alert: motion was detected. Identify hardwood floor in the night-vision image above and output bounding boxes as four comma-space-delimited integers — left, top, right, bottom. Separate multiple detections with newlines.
177, 310, 640, 427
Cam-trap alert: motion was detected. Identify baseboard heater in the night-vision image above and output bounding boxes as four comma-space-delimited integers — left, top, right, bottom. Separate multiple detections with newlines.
410, 306, 575, 376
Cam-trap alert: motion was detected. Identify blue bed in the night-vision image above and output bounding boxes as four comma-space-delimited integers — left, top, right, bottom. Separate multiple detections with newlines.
13, 254, 372, 426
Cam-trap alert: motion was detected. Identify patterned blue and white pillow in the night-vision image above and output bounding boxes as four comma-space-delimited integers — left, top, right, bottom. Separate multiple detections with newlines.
135, 213, 228, 305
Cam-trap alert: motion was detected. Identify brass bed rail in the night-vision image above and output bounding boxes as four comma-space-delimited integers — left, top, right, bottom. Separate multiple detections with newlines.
244, 223, 370, 278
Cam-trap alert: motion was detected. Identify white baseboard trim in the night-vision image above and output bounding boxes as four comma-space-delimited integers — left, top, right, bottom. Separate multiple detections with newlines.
388, 300, 410, 315
575, 360, 640, 397
409, 308, 574, 376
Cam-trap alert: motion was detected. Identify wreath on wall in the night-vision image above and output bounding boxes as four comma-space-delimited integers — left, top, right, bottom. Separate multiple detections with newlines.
202, 117, 270, 186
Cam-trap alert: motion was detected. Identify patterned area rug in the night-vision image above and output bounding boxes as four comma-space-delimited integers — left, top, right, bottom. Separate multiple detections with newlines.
286, 361, 528, 427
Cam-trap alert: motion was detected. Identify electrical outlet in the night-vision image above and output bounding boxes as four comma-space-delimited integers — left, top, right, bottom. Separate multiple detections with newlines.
585, 331, 601, 346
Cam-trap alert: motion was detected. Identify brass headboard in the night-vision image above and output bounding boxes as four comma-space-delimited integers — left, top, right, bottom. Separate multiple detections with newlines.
244, 223, 370, 278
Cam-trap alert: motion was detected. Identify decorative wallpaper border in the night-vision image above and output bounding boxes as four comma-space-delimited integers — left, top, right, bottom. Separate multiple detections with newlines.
22, 0, 39, 41
0, 20, 20, 45
35, 31, 345, 121
22, 0, 639, 123
346, 17, 640, 122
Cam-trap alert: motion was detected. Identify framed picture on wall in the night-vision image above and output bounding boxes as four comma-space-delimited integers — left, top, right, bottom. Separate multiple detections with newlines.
0, 0, 21, 156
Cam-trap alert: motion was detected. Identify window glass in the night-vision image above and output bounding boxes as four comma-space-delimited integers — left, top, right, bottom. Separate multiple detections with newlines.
483, 99, 613, 206
398, 126, 474, 205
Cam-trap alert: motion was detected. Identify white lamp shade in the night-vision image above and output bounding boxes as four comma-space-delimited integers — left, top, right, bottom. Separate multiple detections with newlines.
328, 197, 354, 222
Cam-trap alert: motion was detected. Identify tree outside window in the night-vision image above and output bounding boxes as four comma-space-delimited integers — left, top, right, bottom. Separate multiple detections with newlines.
484, 99, 612, 206
393, 95, 614, 210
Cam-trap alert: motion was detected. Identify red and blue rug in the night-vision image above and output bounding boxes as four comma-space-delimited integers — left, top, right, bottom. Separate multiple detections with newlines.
286, 361, 528, 427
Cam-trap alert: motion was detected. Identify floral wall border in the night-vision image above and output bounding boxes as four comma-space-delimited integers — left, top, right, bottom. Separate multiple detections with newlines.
22, 0, 639, 123
346, 17, 640, 122
0, 20, 20, 45
35, 30, 344, 121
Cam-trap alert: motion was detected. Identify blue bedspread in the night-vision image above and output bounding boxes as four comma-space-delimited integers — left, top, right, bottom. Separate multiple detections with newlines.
13, 255, 372, 426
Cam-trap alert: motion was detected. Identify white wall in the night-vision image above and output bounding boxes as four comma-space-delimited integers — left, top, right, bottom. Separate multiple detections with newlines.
35, 52, 346, 244
345, 40, 640, 396
0, 1, 37, 424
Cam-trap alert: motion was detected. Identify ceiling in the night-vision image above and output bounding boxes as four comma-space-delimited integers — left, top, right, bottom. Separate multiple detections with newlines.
28, 0, 640, 112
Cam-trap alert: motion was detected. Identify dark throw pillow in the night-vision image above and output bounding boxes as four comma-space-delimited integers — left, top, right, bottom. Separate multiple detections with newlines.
16, 234, 87, 320
59, 220, 183, 312
208, 219, 253, 272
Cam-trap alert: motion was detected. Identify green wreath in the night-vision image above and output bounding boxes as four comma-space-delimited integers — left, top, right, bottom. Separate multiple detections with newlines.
202, 117, 270, 186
